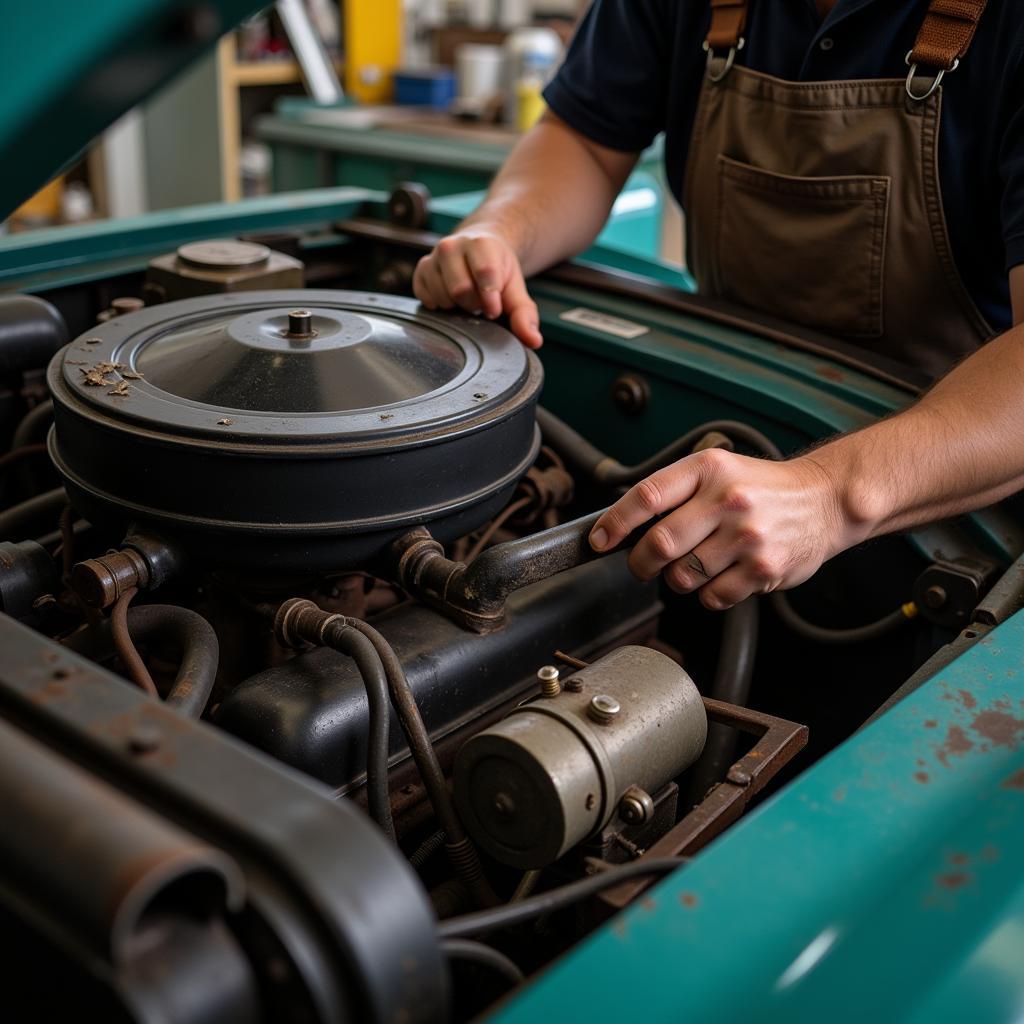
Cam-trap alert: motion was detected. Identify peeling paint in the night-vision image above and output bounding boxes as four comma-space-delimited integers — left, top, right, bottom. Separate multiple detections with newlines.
914, 772, 930, 784
958, 689, 977, 710
679, 892, 698, 909
1001, 767, 1024, 790
937, 872, 970, 890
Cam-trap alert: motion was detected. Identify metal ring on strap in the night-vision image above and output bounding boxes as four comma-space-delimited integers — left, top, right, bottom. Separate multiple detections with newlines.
703, 36, 745, 83
904, 49, 958, 101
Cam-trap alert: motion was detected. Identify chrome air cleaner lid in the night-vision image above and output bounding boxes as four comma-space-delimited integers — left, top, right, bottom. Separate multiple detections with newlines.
48, 291, 542, 572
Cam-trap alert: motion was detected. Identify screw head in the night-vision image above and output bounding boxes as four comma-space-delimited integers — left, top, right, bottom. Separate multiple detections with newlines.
537, 665, 561, 697
127, 724, 161, 755
620, 796, 645, 824
611, 374, 650, 416
564, 676, 585, 693
924, 584, 948, 609
618, 786, 654, 825
493, 793, 516, 818
588, 694, 621, 724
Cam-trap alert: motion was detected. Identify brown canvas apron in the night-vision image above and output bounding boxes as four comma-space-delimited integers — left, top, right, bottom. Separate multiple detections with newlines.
684, 0, 993, 377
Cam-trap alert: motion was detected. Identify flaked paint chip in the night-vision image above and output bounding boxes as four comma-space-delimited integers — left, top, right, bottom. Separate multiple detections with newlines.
217, 418, 234, 426
80, 368, 113, 387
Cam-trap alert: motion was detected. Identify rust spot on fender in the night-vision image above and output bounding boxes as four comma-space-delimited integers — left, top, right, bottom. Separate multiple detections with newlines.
833, 786, 847, 803
958, 689, 977, 710
815, 365, 844, 382
937, 872, 970, 890
971, 709, 1024, 749
1002, 767, 1024, 790
641, 897, 657, 913
679, 892, 698, 909
948, 852, 969, 866
914, 771, 930, 784
924, 720, 938, 729
936, 725, 974, 766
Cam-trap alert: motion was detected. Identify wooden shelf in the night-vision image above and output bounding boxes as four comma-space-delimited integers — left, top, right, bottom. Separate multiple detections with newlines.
216, 36, 343, 202
229, 58, 343, 87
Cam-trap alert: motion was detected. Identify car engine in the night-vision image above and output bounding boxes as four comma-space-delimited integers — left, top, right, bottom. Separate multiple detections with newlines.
0, 221, 1008, 1023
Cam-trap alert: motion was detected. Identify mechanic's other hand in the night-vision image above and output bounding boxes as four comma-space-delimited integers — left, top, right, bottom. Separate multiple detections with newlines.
588, 449, 846, 610
413, 229, 543, 349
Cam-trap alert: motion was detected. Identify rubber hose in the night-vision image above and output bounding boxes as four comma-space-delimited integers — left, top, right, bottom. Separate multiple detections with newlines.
535, 406, 785, 486
685, 596, 760, 805
321, 620, 396, 840
437, 857, 686, 939
0, 296, 68, 377
769, 592, 910, 645
347, 618, 500, 907
441, 939, 523, 987
62, 605, 219, 718
11, 400, 54, 451
0, 488, 66, 542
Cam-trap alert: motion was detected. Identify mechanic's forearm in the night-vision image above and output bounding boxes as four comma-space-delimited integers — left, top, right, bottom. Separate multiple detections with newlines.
804, 323, 1024, 551
458, 115, 635, 275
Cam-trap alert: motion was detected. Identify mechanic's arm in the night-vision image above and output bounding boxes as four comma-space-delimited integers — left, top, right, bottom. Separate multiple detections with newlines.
413, 112, 638, 348
589, 266, 1024, 610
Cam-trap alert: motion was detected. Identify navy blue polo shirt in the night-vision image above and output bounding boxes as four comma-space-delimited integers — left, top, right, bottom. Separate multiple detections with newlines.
543, 0, 1024, 333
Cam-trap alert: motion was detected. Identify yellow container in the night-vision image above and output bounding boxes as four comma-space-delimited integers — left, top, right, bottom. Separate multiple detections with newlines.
343, 0, 401, 105
515, 79, 546, 133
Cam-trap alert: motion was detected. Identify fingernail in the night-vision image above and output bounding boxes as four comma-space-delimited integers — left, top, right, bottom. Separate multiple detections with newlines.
590, 526, 608, 550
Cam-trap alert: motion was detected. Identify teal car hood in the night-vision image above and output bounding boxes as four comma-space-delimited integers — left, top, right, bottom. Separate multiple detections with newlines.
1, 0, 262, 220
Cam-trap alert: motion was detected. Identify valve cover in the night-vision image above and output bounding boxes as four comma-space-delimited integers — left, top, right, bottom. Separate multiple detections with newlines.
47, 290, 542, 572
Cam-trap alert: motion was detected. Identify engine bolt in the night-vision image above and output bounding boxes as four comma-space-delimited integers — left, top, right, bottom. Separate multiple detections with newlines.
493, 793, 516, 818
619, 786, 655, 825
286, 309, 314, 338
537, 665, 561, 697
127, 724, 161, 755
588, 694, 621, 725
924, 584, 948, 609
564, 676, 585, 693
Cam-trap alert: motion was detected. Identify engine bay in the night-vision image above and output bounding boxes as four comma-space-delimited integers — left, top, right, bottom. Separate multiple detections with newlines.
1, 205, 1020, 1023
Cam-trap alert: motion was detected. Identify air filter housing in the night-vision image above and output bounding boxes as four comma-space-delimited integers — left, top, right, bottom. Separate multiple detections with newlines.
48, 291, 542, 573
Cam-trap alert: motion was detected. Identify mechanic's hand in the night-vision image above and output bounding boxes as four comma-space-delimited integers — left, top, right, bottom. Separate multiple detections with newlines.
588, 449, 847, 610
413, 229, 543, 349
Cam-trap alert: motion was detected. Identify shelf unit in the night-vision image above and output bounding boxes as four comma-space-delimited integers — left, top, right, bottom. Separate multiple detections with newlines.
216, 35, 344, 202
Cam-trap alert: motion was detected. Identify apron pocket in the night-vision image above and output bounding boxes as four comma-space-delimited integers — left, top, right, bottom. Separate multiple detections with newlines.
714, 155, 891, 339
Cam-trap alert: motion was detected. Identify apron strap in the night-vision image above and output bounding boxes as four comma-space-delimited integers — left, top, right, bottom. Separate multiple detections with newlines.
706, 0, 747, 52
910, 0, 988, 72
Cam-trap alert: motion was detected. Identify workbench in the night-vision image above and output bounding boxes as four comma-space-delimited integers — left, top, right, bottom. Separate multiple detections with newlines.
255, 101, 669, 260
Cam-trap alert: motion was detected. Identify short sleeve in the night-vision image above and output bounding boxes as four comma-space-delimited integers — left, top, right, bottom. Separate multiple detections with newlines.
542, 0, 676, 153
1001, 40, 1024, 270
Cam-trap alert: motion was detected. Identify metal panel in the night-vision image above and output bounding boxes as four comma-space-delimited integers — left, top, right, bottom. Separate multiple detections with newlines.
0, 0, 265, 219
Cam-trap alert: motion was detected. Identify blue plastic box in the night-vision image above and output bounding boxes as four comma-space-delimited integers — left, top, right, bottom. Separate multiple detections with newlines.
394, 68, 458, 109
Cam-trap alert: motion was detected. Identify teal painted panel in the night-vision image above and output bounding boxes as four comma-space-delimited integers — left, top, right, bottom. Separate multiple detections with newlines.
1, 0, 263, 218
493, 611, 1024, 1024
0, 188, 379, 290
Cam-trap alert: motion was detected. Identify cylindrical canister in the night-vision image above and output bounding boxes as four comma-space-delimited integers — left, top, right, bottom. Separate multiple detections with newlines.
454, 646, 708, 868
